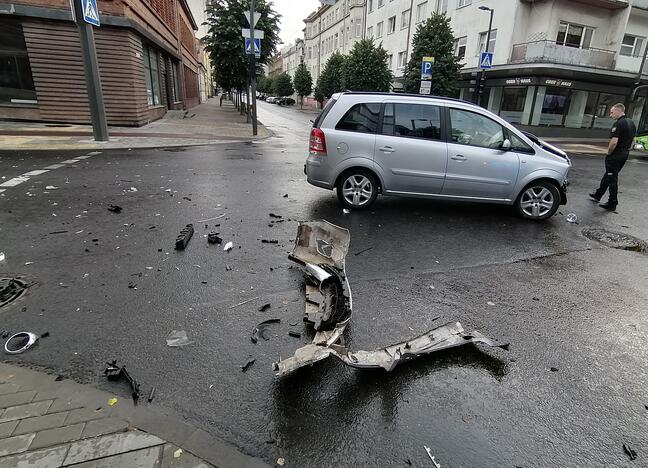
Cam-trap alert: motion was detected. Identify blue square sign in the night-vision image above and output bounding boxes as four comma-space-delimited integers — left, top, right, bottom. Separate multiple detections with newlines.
245, 37, 261, 58
480, 52, 493, 69
82, 0, 100, 27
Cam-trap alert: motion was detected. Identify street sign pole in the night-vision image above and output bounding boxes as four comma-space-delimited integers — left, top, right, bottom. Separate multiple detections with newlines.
249, 0, 258, 136
477, 7, 494, 107
73, 0, 108, 142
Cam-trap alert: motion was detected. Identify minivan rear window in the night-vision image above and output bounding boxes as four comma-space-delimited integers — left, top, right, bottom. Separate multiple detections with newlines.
335, 103, 381, 134
313, 97, 337, 128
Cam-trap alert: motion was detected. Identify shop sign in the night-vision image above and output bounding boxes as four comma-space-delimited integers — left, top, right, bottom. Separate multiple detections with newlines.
505, 77, 534, 86
543, 79, 573, 88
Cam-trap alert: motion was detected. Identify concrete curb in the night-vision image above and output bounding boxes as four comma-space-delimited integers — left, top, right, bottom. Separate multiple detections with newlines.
0, 363, 270, 468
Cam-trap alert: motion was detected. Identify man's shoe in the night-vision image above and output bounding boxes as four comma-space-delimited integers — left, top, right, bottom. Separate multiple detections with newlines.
589, 192, 601, 202
599, 202, 617, 211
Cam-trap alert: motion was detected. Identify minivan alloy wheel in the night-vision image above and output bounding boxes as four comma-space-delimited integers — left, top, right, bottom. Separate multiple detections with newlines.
342, 175, 373, 206
519, 186, 555, 218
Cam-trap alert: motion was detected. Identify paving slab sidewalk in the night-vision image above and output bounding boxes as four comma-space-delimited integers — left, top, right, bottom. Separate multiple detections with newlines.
0, 363, 269, 468
0, 98, 269, 151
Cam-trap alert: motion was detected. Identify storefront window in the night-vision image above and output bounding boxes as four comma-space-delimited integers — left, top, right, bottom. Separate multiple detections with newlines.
564, 90, 598, 129
538, 87, 570, 126
144, 46, 161, 106
0, 19, 36, 105
592, 93, 625, 129
500, 87, 527, 124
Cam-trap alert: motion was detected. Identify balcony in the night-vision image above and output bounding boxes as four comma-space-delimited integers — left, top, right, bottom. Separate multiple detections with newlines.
521, 0, 628, 9
510, 40, 616, 70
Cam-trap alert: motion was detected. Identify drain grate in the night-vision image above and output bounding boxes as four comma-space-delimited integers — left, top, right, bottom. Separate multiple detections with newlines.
582, 228, 648, 253
0, 277, 28, 308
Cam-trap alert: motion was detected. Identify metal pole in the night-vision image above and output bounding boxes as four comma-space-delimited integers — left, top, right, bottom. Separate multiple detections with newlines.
477, 8, 494, 107
250, 0, 258, 136
73, 0, 108, 141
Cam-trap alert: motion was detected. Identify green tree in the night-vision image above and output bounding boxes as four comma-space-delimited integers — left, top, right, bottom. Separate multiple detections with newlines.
313, 84, 325, 108
402, 13, 463, 96
273, 73, 294, 97
257, 75, 272, 94
318, 52, 346, 98
293, 62, 313, 108
204, 0, 280, 99
342, 39, 393, 92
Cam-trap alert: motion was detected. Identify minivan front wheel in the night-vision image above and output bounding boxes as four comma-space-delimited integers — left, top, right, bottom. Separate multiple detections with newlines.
337, 170, 378, 210
516, 181, 560, 220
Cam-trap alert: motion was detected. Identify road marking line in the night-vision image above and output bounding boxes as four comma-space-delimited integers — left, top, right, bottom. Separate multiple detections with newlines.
0, 189, 5, 193
75, 155, 92, 160
61, 159, 80, 164
44, 164, 66, 169
0, 175, 30, 187
22, 169, 50, 176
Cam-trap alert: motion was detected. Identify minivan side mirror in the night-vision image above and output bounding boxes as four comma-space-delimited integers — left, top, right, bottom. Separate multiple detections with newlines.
501, 139, 512, 151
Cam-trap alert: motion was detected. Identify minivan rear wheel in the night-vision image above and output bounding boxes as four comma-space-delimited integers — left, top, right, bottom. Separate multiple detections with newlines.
515, 181, 560, 220
336, 170, 378, 210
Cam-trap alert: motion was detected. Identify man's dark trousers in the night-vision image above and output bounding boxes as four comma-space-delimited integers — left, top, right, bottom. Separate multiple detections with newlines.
594, 153, 628, 205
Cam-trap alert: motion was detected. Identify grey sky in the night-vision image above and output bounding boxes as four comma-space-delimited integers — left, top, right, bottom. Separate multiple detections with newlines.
272, 0, 320, 46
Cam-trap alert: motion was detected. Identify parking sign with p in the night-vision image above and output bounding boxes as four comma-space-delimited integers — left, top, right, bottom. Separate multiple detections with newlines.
421, 56, 435, 80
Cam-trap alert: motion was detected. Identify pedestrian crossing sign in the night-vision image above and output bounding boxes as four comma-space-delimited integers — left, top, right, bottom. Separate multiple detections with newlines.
480, 52, 493, 69
82, 0, 100, 27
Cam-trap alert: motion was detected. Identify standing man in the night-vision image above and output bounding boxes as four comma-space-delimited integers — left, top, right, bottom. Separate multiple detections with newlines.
589, 103, 637, 211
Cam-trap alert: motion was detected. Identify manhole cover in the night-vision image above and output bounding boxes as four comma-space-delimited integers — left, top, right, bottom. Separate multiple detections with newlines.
0, 277, 28, 308
582, 228, 648, 253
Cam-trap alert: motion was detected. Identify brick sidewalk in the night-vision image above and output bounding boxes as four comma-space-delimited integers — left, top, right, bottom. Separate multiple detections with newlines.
0, 364, 268, 468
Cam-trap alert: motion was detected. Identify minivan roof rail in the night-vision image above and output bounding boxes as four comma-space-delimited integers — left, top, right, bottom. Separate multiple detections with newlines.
340, 91, 473, 105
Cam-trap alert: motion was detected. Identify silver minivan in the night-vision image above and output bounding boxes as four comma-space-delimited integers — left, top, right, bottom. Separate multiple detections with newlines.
306, 92, 571, 221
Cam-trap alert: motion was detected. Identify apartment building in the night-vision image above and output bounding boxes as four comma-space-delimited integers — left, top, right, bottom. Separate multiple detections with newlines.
187, 0, 214, 102
366, 0, 648, 136
303, 0, 368, 85
281, 39, 305, 78
0, 0, 202, 126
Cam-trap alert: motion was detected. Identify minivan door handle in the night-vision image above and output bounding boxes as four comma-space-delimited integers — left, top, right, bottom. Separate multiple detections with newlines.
379, 146, 395, 153
451, 154, 467, 161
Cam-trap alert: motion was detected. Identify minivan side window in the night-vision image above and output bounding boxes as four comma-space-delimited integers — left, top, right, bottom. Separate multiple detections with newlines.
381, 103, 442, 140
509, 132, 534, 154
335, 103, 381, 133
449, 108, 505, 149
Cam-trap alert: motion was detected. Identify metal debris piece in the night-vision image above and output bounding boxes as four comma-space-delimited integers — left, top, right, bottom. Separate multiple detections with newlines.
566, 213, 578, 224
197, 214, 225, 223
343, 209, 350, 214
166, 330, 192, 347
224, 241, 233, 252
354, 246, 373, 256
230, 297, 259, 309
208, 232, 222, 244
259, 303, 271, 312
269, 213, 282, 219
174, 449, 183, 458
108, 397, 118, 406
4, 332, 40, 354
241, 359, 256, 372
175, 224, 194, 250
424, 446, 441, 468
104, 360, 141, 404
148, 387, 156, 402
107, 204, 122, 213
251, 319, 281, 343
0, 252, 4, 262
623, 443, 638, 460
262, 239, 279, 244
288, 331, 301, 338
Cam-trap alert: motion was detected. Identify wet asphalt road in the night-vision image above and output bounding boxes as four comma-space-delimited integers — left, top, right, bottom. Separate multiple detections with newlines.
1, 101, 648, 467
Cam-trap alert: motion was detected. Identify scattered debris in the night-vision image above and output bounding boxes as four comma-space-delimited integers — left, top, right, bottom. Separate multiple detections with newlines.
0, 252, 4, 262
269, 213, 282, 219
424, 446, 441, 468
262, 239, 279, 244
623, 443, 638, 461
258, 303, 271, 312
175, 224, 194, 250
104, 360, 141, 404
241, 359, 256, 372
55, 375, 65, 381
251, 319, 281, 343
50, 230, 68, 234
224, 241, 233, 252
197, 214, 226, 223
277, 458, 285, 466
148, 387, 156, 402
129, 187, 138, 192
343, 209, 350, 214
108, 397, 118, 406
128, 282, 137, 289
566, 213, 578, 224
487, 301, 495, 306
354, 246, 374, 256
550, 367, 559, 372
45, 185, 58, 190
226, 265, 232, 271
166, 330, 193, 347
208, 232, 222, 244
288, 331, 301, 338
4, 332, 43, 354
107, 205, 122, 213
230, 297, 259, 309
283, 194, 288, 198
174, 449, 183, 459
183, 196, 191, 201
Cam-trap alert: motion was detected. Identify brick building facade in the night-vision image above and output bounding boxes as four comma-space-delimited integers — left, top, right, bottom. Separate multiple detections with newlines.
0, 0, 203, 126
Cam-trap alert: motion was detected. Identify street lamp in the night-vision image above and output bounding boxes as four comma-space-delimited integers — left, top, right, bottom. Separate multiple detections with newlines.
477, 5, 494, 107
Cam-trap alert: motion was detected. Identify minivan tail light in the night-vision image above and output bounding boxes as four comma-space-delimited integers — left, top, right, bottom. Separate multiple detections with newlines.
309, 128, 327, 155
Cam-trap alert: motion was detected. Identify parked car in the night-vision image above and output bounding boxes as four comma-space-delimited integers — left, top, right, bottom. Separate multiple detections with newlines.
305, 92, 571, 221
266, 96, 277, 103
278, 97, 296, 106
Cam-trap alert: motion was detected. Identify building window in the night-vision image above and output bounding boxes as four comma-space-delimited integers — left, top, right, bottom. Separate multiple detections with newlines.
387, 16, 396, 34
556, 22, 594, 49
458, 0, 471, 7
356, 21, 362, 37
416, 2, 428, 23
171, 60, 181, 103
401, 10, 410, 29
144, 45, 161, 106
367, 26, 374, 38
435, 0, 448, 13
387, 54, 393, 69
499, 87, 528, 124
454, 36, 467, 59
334, 33, 338, 49
620, 34, 644, 57
378, 0, 384, 7
369, 0, 374, 12
0, 19, 36, 105
398, 51, 407, 68
377, 21, 384, 38
478, 29, 497, 55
